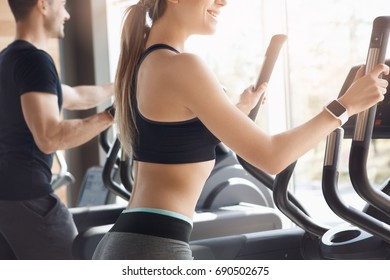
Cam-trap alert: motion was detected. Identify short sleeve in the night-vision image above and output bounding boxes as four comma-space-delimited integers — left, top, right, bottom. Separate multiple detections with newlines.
14, 50, 59, 97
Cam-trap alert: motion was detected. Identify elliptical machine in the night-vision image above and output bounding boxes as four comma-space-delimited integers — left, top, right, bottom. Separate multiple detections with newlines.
320, 16, 390, 259
271, 16, 390, 259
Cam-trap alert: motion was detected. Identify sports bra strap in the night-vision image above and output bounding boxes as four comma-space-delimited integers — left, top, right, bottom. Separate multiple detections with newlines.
145, 44, 179, 55
138, 44, 180, 66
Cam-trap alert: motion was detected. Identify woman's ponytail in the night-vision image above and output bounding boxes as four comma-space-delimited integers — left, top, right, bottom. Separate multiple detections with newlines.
114, 1, 163, 157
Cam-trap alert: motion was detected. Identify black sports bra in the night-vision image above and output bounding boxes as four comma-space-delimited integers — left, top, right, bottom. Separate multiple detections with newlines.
132, 44, 220, 164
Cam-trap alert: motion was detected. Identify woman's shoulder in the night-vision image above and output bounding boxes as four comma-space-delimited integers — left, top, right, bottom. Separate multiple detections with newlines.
171, 52, 208, 71
168, 52, 218, 86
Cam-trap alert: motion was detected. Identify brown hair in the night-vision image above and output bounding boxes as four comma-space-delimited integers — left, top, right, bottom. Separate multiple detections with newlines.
115, 0, 166, 156
8, 0, 39, 21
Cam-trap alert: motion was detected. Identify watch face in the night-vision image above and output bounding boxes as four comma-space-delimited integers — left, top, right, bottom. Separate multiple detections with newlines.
327, 100, 346, 117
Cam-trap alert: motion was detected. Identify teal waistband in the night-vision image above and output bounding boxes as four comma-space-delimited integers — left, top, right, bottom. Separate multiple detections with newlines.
123, 207, 193, 227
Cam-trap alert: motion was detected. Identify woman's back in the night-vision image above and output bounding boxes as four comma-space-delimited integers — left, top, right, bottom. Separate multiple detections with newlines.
128, 44, 220, 219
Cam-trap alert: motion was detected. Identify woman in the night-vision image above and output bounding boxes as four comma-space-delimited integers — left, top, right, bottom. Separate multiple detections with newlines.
93, 0, 389, 260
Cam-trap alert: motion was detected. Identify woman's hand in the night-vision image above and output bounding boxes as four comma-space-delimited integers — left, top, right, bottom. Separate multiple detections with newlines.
338, 64, 389, 116
236, 82, 268, 115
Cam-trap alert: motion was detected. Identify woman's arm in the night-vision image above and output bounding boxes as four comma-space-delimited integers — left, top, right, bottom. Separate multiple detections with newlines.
173, 54, 389, 174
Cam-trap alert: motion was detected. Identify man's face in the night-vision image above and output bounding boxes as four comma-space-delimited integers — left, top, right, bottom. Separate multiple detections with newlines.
44, 0, 70, 39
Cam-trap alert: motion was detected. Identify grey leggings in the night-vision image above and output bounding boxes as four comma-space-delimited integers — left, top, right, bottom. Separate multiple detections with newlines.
93, 232, 193, 260
92, 210, 193, 260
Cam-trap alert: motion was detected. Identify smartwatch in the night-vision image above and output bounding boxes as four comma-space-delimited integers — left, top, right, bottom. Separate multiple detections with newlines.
324, 100, 349, 126
105, 105, 116, 119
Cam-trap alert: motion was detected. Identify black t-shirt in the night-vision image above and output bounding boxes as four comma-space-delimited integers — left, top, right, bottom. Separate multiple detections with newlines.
0, 40, 62, 200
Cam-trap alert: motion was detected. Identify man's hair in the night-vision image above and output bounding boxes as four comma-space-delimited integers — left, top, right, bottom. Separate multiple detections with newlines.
8, 0, 38, 21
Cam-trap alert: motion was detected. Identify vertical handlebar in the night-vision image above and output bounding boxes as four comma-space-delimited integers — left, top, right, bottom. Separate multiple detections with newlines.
349, 16, 390, 219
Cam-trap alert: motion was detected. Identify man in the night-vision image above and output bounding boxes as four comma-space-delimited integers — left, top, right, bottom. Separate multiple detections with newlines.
0, 0, 115, 259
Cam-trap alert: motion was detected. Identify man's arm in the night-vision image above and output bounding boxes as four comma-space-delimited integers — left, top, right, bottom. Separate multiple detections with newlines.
62, 83, 114, 110
21, 91, 113, 154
